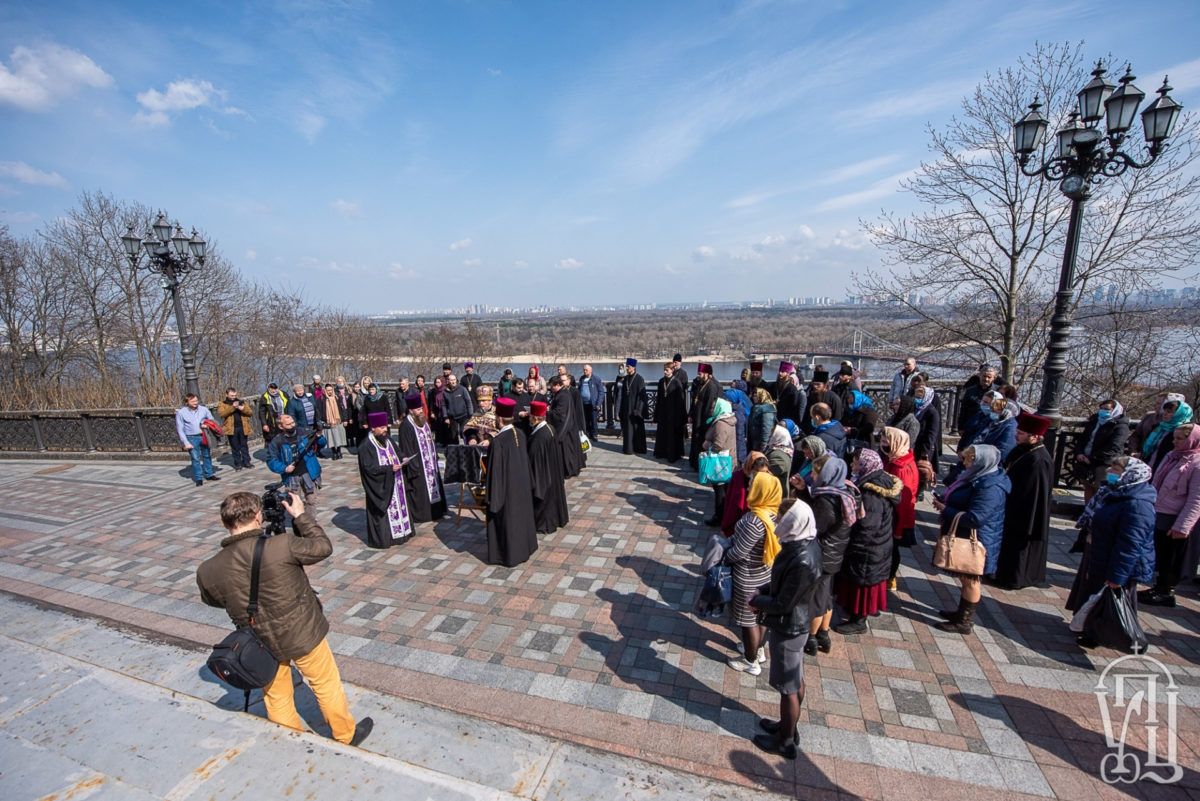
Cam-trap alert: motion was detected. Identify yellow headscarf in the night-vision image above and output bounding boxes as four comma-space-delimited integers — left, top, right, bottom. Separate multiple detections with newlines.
747, 471, 782, 565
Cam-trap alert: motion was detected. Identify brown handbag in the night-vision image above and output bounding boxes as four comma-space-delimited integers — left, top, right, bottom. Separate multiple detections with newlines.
933, 512, 987, 576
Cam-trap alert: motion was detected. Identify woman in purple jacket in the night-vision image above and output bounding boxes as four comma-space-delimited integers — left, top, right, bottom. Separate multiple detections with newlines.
1143, 424, 1200, 607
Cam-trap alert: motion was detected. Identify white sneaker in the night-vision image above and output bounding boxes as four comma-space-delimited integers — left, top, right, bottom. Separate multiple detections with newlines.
756, 646, 767, 664
728, 656, 762, 676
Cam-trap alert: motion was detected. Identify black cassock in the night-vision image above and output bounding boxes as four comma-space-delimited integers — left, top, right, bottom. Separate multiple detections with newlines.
654, 372, 687, 462
529, 423, 570, 534
689, 378, 720, 469
396, 418, 448, 522
996, 442, 1053, 589
548, 389, 584, 478
357, 436, 410, 549
485, 426, 538, 567
568, 385, 588, 470
620, 372, 648, 454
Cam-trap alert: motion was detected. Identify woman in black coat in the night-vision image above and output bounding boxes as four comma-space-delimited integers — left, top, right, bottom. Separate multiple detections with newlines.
1072, 400, 1130, 503
803, 454, 854, 656
749, 498, 822, 760
911, 381, 942, 501
834, 448, 900, 634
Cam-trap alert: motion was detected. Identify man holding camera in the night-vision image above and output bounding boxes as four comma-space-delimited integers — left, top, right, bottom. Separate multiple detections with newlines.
197, 490, 373, 746
266, 414, 326, 506
217, 388, 254, 470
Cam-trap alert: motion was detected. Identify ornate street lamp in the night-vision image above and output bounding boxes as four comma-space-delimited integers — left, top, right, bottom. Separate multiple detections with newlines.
1013, 62, 1181, 438
121, 212, 208, 401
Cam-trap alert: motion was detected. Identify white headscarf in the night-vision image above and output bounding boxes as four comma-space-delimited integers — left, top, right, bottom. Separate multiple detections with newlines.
776, 499, 817, 543
768, 424, 795, 457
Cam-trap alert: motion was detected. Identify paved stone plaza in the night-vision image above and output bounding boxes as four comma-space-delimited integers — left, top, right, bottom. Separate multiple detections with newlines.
0, 442, 1196, 800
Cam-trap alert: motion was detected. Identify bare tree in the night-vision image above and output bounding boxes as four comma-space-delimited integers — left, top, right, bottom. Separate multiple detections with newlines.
855, 42, 1200, 403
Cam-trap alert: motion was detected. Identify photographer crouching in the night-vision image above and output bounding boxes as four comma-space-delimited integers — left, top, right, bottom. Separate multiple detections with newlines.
266, 414, 326, 510
197, 490, 373, 746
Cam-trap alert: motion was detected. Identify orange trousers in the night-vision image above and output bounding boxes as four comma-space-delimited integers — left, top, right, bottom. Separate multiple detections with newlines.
261, 637, 356, 743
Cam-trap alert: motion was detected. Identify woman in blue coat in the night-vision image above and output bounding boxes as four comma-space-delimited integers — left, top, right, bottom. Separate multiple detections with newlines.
957, 391, 1018, 463
932, 444, 1010, 634
1066, 456, 1156, 650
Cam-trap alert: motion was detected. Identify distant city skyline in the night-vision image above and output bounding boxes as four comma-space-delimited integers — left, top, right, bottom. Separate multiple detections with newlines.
2, 1, 1199, 312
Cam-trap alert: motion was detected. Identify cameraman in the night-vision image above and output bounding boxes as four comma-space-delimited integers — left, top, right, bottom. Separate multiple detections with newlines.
266, 414, 326, 507
197, 491, 372, 746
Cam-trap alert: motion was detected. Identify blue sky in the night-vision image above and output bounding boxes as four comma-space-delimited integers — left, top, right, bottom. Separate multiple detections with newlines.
2, 0, 1198, 311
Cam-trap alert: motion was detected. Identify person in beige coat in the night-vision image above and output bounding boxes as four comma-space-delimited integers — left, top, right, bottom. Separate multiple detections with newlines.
704, 397, 739, 526
197, 491, 372, 746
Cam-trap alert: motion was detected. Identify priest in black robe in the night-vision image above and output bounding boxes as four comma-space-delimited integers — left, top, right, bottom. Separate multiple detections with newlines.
689, 363, 720, 469
565, 374, 588, 470
671, 354, 689, 405
775, 361, 807, 429
547, 377, 584, 478
654, 362, 687, 463
747, 360, 766, 396
527, 400, 569, 534
619, 358, 647, 455
396, 394, 448, 523
357, 412, 414, 548
485, 398, 538, 567
995, 412, 1054, 589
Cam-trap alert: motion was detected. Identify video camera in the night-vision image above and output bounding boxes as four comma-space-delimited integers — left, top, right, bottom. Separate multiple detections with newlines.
261, 481, 290, 534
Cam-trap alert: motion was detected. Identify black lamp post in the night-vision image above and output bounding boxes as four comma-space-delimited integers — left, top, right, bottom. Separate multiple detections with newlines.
121, 212, 208, 402
1013, 62, 1181, 437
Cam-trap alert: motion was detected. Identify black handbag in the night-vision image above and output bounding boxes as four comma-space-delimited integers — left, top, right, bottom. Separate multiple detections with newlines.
206, 536, 279, 709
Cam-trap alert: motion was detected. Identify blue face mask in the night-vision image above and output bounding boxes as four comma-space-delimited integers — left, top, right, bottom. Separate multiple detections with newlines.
988, 410, 1001, 421
1105, 472, 1120, 486
1097, 409, 1112, 423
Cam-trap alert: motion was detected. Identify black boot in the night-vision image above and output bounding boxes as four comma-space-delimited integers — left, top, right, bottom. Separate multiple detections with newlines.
758, 718, 800, 745
935, 600, 977, 634
815, 628, 832, 653
803, 637, 818, 656
938, 597, 967, 621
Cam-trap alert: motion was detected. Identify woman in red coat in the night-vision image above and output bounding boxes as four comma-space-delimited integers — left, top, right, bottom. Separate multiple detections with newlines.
882, 426, 919, 591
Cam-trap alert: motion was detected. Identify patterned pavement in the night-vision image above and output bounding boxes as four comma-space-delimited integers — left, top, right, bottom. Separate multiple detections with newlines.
0, 441, 1197, 800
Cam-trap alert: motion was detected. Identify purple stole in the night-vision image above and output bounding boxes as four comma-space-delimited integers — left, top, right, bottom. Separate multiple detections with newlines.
411, 418, 443, 504
371, 434, 413, 540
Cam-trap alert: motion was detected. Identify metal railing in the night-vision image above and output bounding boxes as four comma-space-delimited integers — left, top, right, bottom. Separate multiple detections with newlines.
0, 382, 1103, 489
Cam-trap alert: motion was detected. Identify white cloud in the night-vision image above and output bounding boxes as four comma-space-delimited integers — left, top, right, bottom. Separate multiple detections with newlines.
819, 154, 902, 186
487, 67, 503, 77
135, 78, 234, 126
0, 43, 113, 111
797, 224, 816, 240
816, 168, 918, 212
758, 233, 787, 248
449, 238, 473, 251
462, 257, 482, 267
244, 249, 257, 261
0, 209, 40, 225
844, 79, 975, 127
0, 161, 68, 189
296, 109, 326, 142
692, 245, 716, 261
389, 262, 416, 280
1157, 57, 1200, 93
331, 199, 360, 218
556, 257, 583, 271
514, 259, 529, 269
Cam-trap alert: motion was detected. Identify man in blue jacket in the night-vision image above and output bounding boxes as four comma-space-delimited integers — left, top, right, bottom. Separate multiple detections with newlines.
577, 364, 605, 440
267, 414, 326, 508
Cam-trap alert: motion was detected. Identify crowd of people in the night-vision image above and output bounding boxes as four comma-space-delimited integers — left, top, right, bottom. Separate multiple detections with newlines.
186, 355, 1197, 758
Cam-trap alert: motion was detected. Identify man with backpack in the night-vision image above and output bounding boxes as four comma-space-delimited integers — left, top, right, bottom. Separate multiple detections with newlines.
196, 491, 373, 747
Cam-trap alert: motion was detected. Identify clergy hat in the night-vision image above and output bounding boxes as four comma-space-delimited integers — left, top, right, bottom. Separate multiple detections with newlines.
812, 369, 830, 383
367, 411, 389, 428
625, 357, 638, 367
779, 361, 796, 374
530, 400, 548, 416
750, 361, 764, 372
404, 392, 423, 407
672, 353, 683, 362
494, 397, 516, 418
1017, 411, 1051, 437
476, 385, 493, 398
697, 363, 713, 375
464, 361, 474, 368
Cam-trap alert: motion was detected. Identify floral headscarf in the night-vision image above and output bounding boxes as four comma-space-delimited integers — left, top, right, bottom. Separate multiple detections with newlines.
853, 449, 885, 483
1077, 457, 1153, 532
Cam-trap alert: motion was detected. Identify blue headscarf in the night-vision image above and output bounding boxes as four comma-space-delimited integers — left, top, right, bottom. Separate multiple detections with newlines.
849, 389, 874, 413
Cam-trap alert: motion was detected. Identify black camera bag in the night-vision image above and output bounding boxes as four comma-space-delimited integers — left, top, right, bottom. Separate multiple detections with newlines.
207, 536, 278, 708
